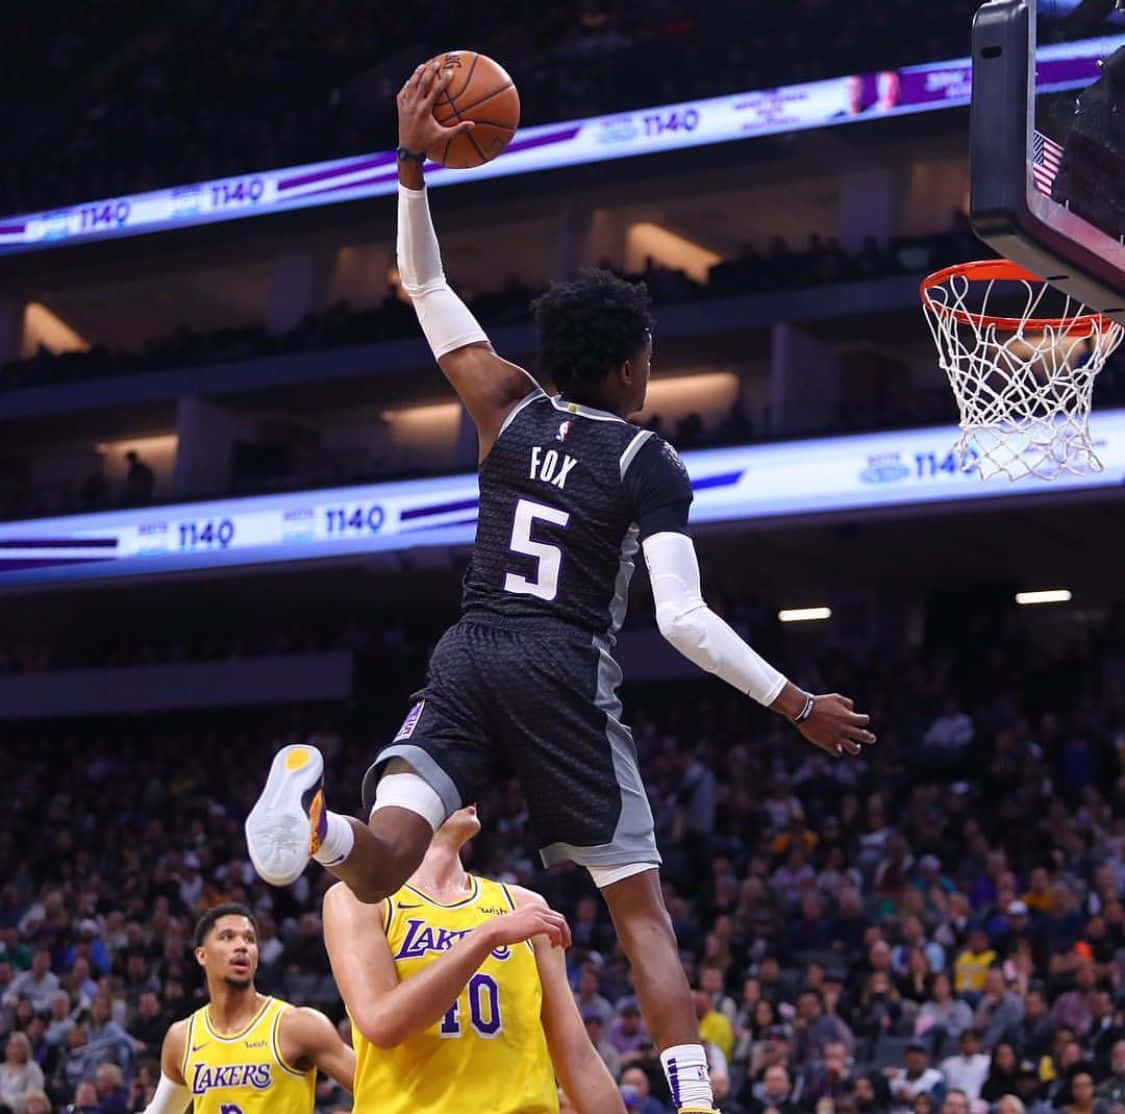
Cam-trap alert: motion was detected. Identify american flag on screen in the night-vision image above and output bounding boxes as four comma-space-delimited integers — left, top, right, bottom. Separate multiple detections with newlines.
1033, 129, 1064, 197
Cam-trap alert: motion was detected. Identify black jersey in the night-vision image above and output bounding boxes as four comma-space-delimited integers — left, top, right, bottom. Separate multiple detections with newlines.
461, 390, 694, 641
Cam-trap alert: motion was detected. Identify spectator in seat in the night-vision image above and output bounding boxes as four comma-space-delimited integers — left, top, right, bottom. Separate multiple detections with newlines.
893, 917, 945, 978
699, 967, 736, 1026
608, 999, 650, 1060
575, 966, 613, 1026
745, 1064, 800, 1114
1013, 987, 1054, 1061
1052, 962, 1099, 1037
22, 1091, 50, 1114
994, 1097, 1027, 1114
122, 450, 155, 505
981, 1043, 1021, 1104
42, 995, 72, 1052
1096, 1041, 1125, 1106
1, 1033, 44, 1114
940, 1029, 990, 1101
128, 992, 165, 1053
953, 931, 996, 1000
696, 989, 734, 1063
1064, 1069, 1109, 1114
92, 1064, 127, 1114
793, 990, 854, 1069
582, 1011, 622, 1081
974, 968, 1024, 1050
801, 1041, 855, 1112
53, 1026, 88, 1099
2, 952, 58, 1014
939, 1090, 969, 1114
856, 972, 902, 1039
886, 1041, 946, 1114
854, 1072, 890, 1114
69, 1080, 99, 1112
619, 1066, 666, 1114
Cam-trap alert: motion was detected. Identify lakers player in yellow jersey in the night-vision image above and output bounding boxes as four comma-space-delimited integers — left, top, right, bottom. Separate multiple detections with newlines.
323, 805, 624, 1114
140, 904, 355, 1114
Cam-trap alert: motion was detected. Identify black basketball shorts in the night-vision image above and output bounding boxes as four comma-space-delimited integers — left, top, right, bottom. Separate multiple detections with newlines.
363, 619, 659, 869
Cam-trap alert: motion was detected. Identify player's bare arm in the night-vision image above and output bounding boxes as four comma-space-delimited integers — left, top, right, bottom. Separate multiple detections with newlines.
396, 61, 537, 458
277, 1006, 356, 1093
323, 880, 570, 1049
140, 1020, 192, 1114
508, 885, 626, 1114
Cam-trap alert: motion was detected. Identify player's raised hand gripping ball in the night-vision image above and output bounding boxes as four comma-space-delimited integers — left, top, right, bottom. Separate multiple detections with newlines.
397, 53, 519, 169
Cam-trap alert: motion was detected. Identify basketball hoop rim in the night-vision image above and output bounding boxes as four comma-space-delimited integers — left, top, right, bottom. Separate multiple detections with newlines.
920, 260, 1119, 337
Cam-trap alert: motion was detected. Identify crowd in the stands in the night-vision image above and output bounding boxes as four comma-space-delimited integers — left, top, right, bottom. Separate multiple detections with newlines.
2, 604, 1125, 1112
0, 222, 980, 394
0, 0, 993, 217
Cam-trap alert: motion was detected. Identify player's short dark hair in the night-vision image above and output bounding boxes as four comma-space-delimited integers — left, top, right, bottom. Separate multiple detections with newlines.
193, 903, 258, 949
530, 270, 653, 398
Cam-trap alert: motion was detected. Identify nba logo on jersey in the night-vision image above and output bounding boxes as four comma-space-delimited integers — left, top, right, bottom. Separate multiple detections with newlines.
556, 420, 573, 442
395, 700, 425, 741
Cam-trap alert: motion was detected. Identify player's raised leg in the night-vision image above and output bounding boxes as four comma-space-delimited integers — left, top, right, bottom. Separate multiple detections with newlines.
245, 745, 435, 903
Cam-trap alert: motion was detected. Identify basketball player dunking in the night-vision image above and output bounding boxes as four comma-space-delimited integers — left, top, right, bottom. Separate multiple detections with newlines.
323, 804, 623, 1114
247, 61, 875, 1114
140, 904, 354, 1114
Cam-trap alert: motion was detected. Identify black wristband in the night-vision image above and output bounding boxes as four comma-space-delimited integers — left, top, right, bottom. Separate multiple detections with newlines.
396, 146, 427, 163
791, 692, 816, 724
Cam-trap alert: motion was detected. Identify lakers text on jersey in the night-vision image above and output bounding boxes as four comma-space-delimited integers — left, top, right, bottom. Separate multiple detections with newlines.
182, 996, 315, 1114
352, 875, 557, 1114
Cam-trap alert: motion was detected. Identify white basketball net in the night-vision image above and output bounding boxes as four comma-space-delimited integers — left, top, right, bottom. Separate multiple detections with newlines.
922, 266, 1124, 481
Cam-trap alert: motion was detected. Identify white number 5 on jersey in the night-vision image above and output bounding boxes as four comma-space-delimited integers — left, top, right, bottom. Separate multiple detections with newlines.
504, 498, 570, 601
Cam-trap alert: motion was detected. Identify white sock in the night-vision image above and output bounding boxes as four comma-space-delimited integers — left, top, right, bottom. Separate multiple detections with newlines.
660, 1044, 713, 1110
313, 811, 354, 867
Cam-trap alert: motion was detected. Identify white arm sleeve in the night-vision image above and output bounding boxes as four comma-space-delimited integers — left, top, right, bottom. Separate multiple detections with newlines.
643, 531, 788, 706
142, 1074, 192, 1114
396, 184, 489, 359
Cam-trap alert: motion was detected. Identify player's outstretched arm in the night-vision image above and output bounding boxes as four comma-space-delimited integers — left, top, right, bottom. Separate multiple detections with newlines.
625, 434, 876, 757
511, 886, 627, 1114
139, 1021, 192, 1114
323, 880, 570, 1050
645, 530, 876, 757
277, 1006, 355, 1092
396, 62, 538, 459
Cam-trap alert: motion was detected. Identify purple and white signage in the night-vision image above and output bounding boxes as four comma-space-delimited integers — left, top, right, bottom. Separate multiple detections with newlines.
5, 407, 1125, 588
0, 36, 1119, 256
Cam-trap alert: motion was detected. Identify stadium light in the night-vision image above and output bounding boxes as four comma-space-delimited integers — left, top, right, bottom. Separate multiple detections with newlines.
1015, 589, 1072, 605
778, 606, 832, 623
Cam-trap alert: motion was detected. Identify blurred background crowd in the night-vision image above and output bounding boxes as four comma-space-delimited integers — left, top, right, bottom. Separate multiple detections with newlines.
3, 0, 1124, 1112
0, 0, 986, 218
2, 606, 1125, 1114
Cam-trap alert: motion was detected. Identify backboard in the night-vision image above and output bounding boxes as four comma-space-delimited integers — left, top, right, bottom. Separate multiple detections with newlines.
970, 0, 1125, 322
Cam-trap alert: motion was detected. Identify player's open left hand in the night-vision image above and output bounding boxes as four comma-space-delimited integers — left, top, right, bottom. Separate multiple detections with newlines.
397, 61, 474, 155
485, 903, 572, 950
798, 693, 875, 758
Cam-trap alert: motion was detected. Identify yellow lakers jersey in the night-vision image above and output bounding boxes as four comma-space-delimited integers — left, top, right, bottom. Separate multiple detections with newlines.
353, 875, 558, 1114
182, 995, 316, 1114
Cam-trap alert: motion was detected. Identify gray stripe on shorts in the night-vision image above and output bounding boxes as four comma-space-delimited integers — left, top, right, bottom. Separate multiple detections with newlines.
539, 637, 660, 869
363, 744, 462, 819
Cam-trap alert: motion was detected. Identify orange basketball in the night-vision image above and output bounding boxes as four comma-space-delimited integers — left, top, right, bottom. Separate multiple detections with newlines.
426, 51, 520, 169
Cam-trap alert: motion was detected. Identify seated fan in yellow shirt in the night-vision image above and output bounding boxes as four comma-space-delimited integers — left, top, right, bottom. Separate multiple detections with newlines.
141, 903, 355, 1114
323, 803, 625, 1114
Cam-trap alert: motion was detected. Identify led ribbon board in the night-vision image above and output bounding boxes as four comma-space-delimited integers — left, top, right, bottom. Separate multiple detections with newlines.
0, 37, 1118, 256
5, 409, 1125, 586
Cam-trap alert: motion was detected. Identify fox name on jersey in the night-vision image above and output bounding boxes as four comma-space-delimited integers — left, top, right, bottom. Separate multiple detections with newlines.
528, 446, 578, 489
